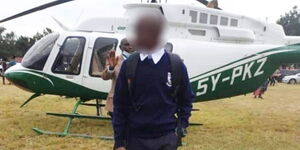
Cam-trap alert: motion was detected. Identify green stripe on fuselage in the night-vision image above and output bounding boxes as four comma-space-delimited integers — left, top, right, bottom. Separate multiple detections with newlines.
6, 70, 107, 101
190, 45, 300, 102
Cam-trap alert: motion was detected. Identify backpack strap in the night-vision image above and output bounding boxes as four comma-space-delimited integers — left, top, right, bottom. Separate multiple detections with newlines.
167, 52, 186, 147
167, 52, 183, 99
125, 52, 141, 112
126, 52, 140, 80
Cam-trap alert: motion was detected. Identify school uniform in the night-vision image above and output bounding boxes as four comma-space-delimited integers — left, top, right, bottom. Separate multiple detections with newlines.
113, 48, 194, 150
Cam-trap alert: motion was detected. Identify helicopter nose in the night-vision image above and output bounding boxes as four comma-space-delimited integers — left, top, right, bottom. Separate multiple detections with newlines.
4, 64, 32, 92
4, 63, 19, 79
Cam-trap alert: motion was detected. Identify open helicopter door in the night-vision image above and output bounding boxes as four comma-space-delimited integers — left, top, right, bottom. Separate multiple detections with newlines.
81, 33, 119, 94
45, 32, 89, 92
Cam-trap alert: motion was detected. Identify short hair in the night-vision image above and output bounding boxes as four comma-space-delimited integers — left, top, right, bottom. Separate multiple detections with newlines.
120, 38, 127, 46
119, 38, 127, 49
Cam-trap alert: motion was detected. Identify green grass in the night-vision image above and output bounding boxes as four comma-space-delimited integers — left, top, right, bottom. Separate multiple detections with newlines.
0, 83, 299, 150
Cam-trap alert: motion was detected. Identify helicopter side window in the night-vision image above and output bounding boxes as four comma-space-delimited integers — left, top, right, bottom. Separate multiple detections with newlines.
220, 17, 229, 26
199, 13, 208, 24
189, 10, 198, 23
22, 33, 59, 70
89, 38, 118, 77
52, 37, 86, 75
230, 19, 238, 27
210, 15, 218, 25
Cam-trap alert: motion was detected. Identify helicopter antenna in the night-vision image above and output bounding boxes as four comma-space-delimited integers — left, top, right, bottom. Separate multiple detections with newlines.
52, 17, 70, 31
73, 9, 85, 27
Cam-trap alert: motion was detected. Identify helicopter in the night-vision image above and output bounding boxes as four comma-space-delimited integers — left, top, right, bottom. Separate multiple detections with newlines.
2, 0, 300, 139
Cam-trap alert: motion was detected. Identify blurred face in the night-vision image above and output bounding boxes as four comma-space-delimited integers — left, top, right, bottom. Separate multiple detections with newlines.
120, 39, 134, 53
134, 17, 164, 51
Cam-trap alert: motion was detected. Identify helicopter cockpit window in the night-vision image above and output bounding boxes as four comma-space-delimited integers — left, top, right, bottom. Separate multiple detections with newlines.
22, 33, 59, 70
52, 37, 86, 75
89, 38, 118, 77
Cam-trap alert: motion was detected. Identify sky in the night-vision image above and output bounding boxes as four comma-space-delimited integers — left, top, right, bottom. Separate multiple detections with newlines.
0, 0, 298, 37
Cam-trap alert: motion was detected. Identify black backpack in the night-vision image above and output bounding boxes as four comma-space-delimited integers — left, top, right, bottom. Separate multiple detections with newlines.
125, 51, 183, 112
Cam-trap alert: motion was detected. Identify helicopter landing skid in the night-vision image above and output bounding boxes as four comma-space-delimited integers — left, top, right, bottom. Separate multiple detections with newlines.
32, 99, 113, 140
32, 128, 113, 140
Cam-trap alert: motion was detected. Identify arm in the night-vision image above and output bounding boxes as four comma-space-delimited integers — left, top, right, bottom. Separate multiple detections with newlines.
113, 61, 130, 149
178, 63, 195, 128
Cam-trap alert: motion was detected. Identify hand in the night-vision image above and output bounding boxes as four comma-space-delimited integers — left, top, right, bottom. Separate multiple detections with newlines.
107, 50, 118, 68
115, 147, 126, 150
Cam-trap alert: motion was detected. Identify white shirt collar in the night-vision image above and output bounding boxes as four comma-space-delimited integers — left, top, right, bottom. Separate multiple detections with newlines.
139, 48, 165, 64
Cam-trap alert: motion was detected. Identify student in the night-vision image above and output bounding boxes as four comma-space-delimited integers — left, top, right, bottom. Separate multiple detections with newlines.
101, 39, 134, 118
113, 12, 194, 150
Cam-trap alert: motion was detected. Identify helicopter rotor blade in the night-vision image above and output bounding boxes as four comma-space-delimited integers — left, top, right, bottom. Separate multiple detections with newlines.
52, 16, 70, 31
0, 0, 74, 23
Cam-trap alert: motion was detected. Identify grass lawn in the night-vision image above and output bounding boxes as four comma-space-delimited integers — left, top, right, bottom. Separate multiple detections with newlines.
0, 83, 299, 150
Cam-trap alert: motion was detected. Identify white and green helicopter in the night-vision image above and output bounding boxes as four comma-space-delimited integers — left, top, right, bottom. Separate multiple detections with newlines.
2, 0, 300, 138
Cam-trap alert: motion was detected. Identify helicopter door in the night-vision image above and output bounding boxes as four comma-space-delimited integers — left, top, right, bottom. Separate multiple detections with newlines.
51, 36, 87, 85
82, 37, 119, 92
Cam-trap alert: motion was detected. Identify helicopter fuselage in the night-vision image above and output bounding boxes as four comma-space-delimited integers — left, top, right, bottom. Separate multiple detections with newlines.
4, 3, 300, 102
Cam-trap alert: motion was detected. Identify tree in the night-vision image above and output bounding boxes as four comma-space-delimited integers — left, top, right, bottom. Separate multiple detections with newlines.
15, 36, 34, 56
32, 28, 53, 41
0, 27, 5, 40
277, 6, 300, 36
0, 31, 17, 58
277, 6, 300, 69
0, 27, 53, 58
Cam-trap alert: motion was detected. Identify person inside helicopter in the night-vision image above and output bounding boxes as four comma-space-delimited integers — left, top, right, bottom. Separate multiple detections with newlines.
101, 38, 134, 118
197, 0, 222, 10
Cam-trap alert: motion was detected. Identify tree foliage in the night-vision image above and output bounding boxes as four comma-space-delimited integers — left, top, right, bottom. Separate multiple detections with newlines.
0, 28, 53, 58
277, 6, 300, 36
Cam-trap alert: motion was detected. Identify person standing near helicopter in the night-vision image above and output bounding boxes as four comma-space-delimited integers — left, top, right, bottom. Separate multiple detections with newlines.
113, 11, 194, 150
101, 38, 134, 118
1, 58, 7, 85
